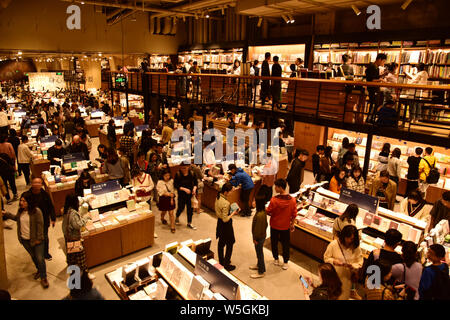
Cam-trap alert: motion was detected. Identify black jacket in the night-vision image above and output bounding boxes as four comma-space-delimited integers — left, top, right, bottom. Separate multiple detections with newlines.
312, 154, 320, 179
286, 158, 306, 193
66, 142, 89, 160
23, 189, 55, 228
47, 145, 68, 166
123, 120, 135, 135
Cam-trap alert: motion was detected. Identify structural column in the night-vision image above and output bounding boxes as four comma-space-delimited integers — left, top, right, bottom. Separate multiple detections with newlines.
0, 221, 8, 290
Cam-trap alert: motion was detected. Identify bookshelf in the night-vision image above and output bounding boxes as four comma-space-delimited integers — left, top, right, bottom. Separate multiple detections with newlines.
326, 128, 450, 202
248, 44, 305, 76
313, 39, 450, 82
149, 54, 170, 70
178, 48, 243, 72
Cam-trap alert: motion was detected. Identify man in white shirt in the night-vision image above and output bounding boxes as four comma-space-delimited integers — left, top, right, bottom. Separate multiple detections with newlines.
0, 106, 9, 136
405, 63, 429, 122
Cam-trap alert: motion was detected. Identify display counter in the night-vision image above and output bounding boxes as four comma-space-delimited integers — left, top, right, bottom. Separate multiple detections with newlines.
202, 178, 261, 212
290, 186, 427, 261
105, 238, 264, 300
327, 128, 450, 204
99, 128, 123, 149
42, 169, 109, 216
31, 158, 50, 180
85, 118, 108, 137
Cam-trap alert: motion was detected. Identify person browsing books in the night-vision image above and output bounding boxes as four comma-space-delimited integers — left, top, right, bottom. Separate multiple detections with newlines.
227, 164, 254, 217
266, 179, 297, 270
215, 183, 239, 272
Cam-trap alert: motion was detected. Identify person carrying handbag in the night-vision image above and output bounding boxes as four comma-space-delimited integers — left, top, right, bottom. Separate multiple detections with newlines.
157, 170, 176, 233
62, 194, 90, 273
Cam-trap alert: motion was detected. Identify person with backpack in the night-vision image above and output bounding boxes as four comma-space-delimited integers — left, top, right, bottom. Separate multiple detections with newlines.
361, 229, 403, 282
419, 147, 438, 194
391, 241, 423, 300
428, 191, 450, 231
419, 244, 450, 300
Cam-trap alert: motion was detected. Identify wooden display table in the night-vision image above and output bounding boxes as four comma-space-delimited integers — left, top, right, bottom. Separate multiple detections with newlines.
83, 214, 155, 268
290, 224, 331, 261
86, 120, 108, 138
44, 174, 109, 216
31, 159, 50, 180
99, 130, 123, 149
397, 177, 447, 204
129, 116, 144, 127
202, 180, 261, 212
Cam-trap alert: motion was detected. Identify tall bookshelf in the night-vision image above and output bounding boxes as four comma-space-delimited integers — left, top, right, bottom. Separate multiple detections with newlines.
178, 48, 243, 72
149, 54, 170, 70
313, 39, 450, 82
248, 44, 305, 77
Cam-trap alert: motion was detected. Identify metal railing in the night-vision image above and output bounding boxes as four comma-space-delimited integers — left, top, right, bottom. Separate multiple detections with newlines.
103, 71, 450, 139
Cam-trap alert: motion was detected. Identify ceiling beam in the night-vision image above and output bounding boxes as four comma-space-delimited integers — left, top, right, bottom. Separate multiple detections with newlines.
107, 10, 138, 26
59, 0, 196, 17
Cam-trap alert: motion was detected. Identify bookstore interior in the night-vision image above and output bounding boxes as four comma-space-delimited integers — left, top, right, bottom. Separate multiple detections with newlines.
0, 0, 449, 304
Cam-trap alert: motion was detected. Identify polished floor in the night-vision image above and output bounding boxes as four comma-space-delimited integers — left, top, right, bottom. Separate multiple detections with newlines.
2, 137, 322, 300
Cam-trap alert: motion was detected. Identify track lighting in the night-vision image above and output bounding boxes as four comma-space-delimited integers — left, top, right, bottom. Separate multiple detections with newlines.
221, 6, 225, 15
173, 17, 177, 24
401, 0, 413, 10
205, 13, 210, 18
257, 17, 263, 27
195, 13, 198, 20
288, 15, 295, 23
182, 16, 186, 22
351, 5, 361, 16
281, 15, 289, 23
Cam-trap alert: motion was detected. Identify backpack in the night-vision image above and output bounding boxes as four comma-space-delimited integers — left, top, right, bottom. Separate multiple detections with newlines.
423, 158, 440, 184
423, 265, 450, 300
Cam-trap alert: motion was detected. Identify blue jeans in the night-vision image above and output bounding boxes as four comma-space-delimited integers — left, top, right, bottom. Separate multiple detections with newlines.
21, 239, 47, 279
254, 238, 266, 274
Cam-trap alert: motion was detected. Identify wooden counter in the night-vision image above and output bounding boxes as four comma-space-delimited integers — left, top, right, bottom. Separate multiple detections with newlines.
86, 121, 107, 138
31, 159, 50, 180
44, 174, 109, 216
129, 116, 144, 127
202, 180, 261, 212
83, 214, 155, 268
397, 177, 447, 204
99, 130, 122, 149
290, 224, 331, 261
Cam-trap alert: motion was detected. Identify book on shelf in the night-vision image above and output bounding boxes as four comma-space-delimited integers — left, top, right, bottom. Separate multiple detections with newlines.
129, 290, 151, 300
143, 283, 157, 299
165, 242, 179, 254
178, 272, 194, 297
201, 289, 214, 300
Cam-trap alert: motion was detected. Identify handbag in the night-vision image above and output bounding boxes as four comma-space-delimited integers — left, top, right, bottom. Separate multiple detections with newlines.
191, 194, 199, 209
65, 212, 84, 254
338, 241, 360, 283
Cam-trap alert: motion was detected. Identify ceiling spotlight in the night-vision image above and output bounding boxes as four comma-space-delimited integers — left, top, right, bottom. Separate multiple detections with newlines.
81, 1, 85, 4
173, 17, 177, 24
98, 53, 102, 57
257, 17, 263, 27
401, 0, 413, 10
18, 51, 22, 55
221, 7, 225, 15
351, 5, 361, 16
205, 13, 210, 18
195, 13, 198, 20
281, 15, 289, 23
182, 16, 186, 22
288, 15, 295, 23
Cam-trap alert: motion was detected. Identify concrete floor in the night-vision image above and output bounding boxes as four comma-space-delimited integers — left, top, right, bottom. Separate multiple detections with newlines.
2, 137, 323, 300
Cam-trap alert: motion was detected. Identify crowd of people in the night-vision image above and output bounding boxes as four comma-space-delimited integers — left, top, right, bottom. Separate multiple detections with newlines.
0, 90, 448, 300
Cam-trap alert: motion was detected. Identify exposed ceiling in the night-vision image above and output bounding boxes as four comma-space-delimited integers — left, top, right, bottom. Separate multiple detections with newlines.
57, 0, 415, 21
236, 0, 409, 17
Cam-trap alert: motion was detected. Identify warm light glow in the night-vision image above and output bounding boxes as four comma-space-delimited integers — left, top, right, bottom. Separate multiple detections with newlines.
281, 15, 289, 23
351, 5, 361, 15
257, 17, 263, 27
401, 0, 413, 10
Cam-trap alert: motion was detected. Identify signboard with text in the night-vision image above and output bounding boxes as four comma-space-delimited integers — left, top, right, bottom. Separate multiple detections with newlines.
91, 179, 121, 196
340, 187, 379, 214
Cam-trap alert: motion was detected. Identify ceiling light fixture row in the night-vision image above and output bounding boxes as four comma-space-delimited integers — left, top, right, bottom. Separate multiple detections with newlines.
282, 14, 295, 23
351, 5, 361, 16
